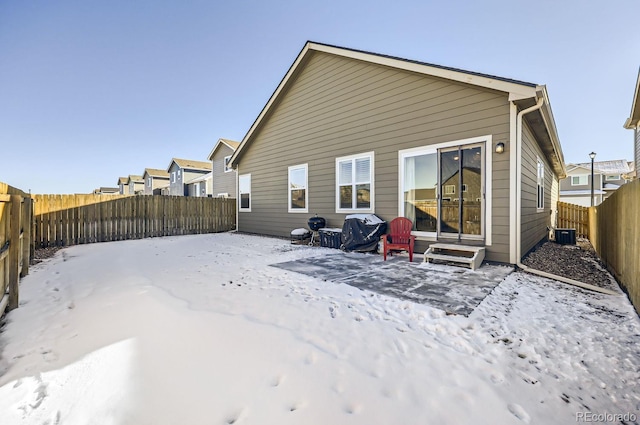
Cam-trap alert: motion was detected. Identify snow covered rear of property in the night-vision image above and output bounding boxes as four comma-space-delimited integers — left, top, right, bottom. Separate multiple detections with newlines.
0, 233, 638, 425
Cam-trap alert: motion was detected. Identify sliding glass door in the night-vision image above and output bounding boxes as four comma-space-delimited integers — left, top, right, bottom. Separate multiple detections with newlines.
400, 141, 485, 241
438, 145, 483, 239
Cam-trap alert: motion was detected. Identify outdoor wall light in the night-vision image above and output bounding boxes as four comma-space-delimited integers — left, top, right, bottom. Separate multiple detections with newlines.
495, 142, 505, 154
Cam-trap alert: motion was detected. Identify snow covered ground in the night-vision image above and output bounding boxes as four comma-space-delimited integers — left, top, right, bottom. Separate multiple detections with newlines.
0, 233, 638, 425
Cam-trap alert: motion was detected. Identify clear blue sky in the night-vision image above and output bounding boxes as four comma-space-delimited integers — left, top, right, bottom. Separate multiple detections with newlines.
1, 0, 638, 194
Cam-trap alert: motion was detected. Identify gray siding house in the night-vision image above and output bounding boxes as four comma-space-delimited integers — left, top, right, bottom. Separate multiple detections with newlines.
560, 160, 633, 207
208, 138, 240, 197
126, 175, 144, 195
229, 42, 566, 264
142, 168, 170, 195
166, 158, 212, 196
117, 177, 128, 195
624, 68, 640, 179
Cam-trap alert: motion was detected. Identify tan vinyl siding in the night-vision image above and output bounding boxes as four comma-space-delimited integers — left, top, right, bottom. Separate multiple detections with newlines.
212, 144, 236, 196
635, 128, 640, 175
237, 51, 511, 262
520, 121, 554, 256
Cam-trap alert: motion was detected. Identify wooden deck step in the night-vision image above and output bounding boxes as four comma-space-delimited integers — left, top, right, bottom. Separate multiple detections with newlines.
423, 243, 485, 270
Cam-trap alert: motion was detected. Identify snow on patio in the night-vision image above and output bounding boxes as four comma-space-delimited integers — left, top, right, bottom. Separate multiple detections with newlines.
0, 233, 638, 425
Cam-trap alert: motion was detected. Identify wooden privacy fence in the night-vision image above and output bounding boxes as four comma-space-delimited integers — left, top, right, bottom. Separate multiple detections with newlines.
33, 195, 236, 248
556, 201, 589, 238
0, 182, 33, 314
589, 179, 640, 314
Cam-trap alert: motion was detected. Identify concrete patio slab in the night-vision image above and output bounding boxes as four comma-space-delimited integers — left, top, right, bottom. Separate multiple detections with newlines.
271, 252, 514, 316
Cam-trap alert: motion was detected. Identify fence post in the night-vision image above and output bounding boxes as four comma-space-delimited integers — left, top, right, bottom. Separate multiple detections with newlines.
21, 197, 31, 277
8, 195, 21, 311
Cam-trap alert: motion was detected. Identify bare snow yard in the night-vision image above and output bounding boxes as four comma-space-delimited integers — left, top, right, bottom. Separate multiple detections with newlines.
0, 233, 638, 425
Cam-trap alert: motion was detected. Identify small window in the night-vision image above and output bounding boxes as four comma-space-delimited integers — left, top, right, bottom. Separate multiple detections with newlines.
147, 177, 152, 187
605, 174, 620, 181
171, 172, 176, 183
571, 175, 588, 185
224, 156, 232, 173
288, 164, 308, 213
444, 185, 456, 195
239, 174, 251, 212
461, 184, 468, 192
537, 157, 544, 210
178, 169, 181, 177
336, 152, 374, 212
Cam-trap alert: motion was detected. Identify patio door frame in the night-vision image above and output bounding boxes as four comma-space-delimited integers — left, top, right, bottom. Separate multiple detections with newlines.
398, 135, 492, 246
437, 143, 485, 242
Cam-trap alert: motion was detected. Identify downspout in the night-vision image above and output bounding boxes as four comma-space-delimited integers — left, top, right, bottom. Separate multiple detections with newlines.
233, 165, 239, 233
513, 97, 618, 296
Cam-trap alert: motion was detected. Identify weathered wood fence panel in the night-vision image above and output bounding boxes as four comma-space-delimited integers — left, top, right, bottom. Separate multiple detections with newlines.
33, 195, 236, 248
0, 182, 33, 314
556, 201, 590, 238
589, 179, 640, 314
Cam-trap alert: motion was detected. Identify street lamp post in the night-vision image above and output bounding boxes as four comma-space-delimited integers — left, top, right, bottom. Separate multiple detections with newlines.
589, 151, 596, 207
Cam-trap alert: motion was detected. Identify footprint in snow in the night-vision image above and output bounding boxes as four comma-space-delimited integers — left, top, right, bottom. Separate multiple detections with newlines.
507, 403, 531, 423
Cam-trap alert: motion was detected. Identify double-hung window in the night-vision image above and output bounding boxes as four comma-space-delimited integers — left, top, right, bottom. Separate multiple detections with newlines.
288, 164, 308, 213
336, 152, 374, 213
224, 155, 232, 173
537, 157, 545, 211
239, 174, 251, 212
171, 172, 176, 183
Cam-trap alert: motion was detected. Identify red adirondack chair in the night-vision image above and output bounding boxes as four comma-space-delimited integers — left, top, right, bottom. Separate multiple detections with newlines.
381, 217, 416, 261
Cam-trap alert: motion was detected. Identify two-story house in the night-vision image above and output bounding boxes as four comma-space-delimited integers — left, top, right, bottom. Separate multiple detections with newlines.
117, 177, 128, 195
560, 160, 633, 206
207, 138, 240, 197
126, 175, 145, 195
142, 168, 170, 195
166, 158, 212, 196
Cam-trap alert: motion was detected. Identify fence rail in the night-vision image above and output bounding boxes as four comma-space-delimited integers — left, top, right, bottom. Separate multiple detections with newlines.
0, 182, 33, 315
33, 195, 236, 248
556, 201, 590, 238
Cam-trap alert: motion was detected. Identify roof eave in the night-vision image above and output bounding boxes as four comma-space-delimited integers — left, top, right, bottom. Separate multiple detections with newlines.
536, 86, 567, 179
624, 68, 640, 129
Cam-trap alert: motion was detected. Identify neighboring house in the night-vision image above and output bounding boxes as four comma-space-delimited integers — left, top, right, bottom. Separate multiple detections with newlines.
229, 41, 566, 264
126, 175, 144, 195
624, 68, 640, 179
186, 172, 212, 197
166, 158, 212, 196
142, 168, 170, 195
93, 187, 120, 195
208, 138, 240, 197
117, 177, 128, 195
559, 160, 633, 207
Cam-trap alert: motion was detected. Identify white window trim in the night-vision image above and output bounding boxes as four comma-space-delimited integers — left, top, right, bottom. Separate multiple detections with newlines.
147, 177, 152, 187
224, 155, 232, 173
288, 163, 308, 213
397, 135, 492, 246
171, 172, 176, 183
605, 174, 620, 181
239, 173, 251, 212
571, 174, 588, 186
537, 157, 545, 211
335, 151, 375, 214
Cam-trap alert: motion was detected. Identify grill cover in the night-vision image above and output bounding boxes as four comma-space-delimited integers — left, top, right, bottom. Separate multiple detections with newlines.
341, 214, 387, 252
